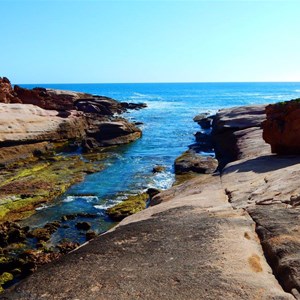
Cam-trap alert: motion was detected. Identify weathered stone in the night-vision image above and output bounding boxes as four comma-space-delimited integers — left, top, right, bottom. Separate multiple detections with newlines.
27, 228, 51, 241
0, 103, 87, 147
262, 99, 300, 154
152, 165, 166, 173
212, 105, 266, 170
56, 241, 80, 254
174, 151, 217, 174
7, 229, 26, 244
106, 193, 149, 221
2, 174, 292, 299
0, 77, 21, 104
83, 120, 142, 149
75, 222, 91, 231
146, 188, 161, 199
86, 231, 97, 241
193, 113, 214, 129
121, 102, 147, 110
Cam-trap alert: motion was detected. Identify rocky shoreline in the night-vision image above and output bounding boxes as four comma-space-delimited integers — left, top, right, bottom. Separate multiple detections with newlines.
2, 84, 300, 298
0, 77, 146, 291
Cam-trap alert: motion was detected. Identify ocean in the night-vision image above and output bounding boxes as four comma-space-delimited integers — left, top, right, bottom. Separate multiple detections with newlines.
20, 82, 300, 242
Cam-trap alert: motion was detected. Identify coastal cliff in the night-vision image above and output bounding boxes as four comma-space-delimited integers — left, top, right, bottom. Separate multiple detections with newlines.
3, 102, 300, 299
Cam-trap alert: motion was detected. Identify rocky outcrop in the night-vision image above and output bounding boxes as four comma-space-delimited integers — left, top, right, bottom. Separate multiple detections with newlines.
0, 77, 145, 164
211, 105, 267, 170
262, 99, 300, 154
174, 151, 217, 174
193, 113, 214, 129
0, 77, 21, 104
0, 104, 87, 145
82, 120, 142, 150
0, 78, 146, 114
106, 193, 149, 221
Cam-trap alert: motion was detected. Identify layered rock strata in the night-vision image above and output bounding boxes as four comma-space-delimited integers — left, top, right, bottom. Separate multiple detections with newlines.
3, 104, 299, 299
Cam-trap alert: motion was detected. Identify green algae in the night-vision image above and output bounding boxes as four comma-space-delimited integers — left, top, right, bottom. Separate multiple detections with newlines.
0, 272, 13, 292
106, 193, 149, 221
0, 163, 50, 187
0, 154, 108, 222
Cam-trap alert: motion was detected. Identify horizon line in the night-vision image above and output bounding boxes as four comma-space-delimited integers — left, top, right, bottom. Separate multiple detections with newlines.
16, 80, 300, 85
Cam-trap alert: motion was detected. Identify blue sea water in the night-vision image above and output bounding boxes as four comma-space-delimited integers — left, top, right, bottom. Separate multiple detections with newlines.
20, 82, 300, 242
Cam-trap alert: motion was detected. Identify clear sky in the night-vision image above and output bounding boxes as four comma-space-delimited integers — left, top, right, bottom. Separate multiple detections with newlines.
1, 0, 300, 84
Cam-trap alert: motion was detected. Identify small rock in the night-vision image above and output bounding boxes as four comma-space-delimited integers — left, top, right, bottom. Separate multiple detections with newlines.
86, 231, 97, 241
57, 241, 80, 254
146, 188, 161, 199
27, 228, 51, 241
106, 193, 149, 221
152, 165, 166, 173
7, 229, 26, 244
61, 214, 77, 221
77, 213, 98, 218
193, 113, 214, 129
75, 222, 91, 231
174, 151, 218, 175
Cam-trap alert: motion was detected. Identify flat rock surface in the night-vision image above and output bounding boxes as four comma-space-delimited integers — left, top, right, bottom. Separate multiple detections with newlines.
0, 103, 86, 143
2, 176, 292, 299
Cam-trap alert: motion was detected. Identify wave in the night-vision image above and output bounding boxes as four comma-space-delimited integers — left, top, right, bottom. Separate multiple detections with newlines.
35, 204, 52, 211
63, 195, 99, 203
128, 92, 162, 101
94, 204, 112, 210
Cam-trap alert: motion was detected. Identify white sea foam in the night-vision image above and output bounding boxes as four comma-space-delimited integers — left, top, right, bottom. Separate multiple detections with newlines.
94, 204, 111, 210
63, 195, 99, 203
151, 171, 174, 190
130, 92, 162, 101
35, 204, 52, 211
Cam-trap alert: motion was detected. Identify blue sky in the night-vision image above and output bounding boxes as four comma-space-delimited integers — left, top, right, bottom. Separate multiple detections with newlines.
1, 0, 300, 83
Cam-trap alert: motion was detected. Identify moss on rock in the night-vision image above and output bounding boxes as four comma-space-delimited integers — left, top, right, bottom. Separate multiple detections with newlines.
0, 154, 107, 222
0, 272, 13, 292
106, 193, 149, 221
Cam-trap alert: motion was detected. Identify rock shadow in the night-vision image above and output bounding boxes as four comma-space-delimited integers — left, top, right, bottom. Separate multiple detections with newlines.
223, 154, 300, 174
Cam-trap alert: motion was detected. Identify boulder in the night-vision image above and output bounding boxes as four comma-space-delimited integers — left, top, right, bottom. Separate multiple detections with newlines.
152, 165, 166, 173
27, 228, 51, 241
106, 193, 149, 221
146, 188, 161, 199
262, 99, 300, 154
74, 98, 125, 116
86, 231, 97, 241
121, 102, 147, 110
75, 222, 91, 231
193, 113, 214, 129
82, 120, 142, 150
0, 104, 87, 146
212, 105, 266, 170
0, 77, 21, 104
174, 151, 218, 174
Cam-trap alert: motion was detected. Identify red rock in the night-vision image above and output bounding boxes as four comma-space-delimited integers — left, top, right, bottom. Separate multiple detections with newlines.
0, 77, 21, 104
262, 99, 300, 154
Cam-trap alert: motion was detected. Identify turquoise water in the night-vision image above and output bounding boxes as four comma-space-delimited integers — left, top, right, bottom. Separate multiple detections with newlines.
20, 82, 300, 243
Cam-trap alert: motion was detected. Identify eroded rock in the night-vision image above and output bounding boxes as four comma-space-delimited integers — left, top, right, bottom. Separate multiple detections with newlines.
263, 99, 300, 154
106, 193, 149, 221
174, 151, 217, 174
